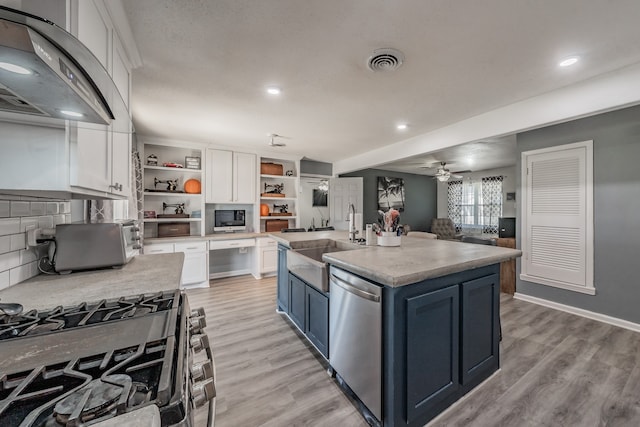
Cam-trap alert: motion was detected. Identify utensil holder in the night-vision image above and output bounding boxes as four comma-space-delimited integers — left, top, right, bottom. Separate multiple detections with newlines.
378, 231, 401, 247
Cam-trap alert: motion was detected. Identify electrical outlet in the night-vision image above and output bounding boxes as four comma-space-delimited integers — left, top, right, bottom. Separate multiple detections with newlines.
26, 225, 39, 248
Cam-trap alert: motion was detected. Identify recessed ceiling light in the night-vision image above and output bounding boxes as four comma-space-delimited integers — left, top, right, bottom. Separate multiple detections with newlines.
266, 87, 281, 95
559, 56, 579, 67
0, 61, 32, 75
396, 123, 408, 130
60, 110, 84, 118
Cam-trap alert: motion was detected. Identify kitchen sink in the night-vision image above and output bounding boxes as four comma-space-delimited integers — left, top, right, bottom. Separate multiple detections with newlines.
286, 240, 362, 292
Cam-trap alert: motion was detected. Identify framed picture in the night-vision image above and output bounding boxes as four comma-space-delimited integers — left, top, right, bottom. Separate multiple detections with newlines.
506, 192, 516, 201
185, 156, 201, 170
312, 189, 328, 207
377, 176, 405, 211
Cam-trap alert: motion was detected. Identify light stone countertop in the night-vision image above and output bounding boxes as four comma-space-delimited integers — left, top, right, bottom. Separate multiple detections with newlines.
0, 253, 184, 311
269, 231, 522, 287
145, 232, 267, 245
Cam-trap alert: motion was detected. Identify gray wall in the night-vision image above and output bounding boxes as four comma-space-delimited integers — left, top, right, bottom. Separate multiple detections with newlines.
300, 159, 332, 176
340, 169, 437, 231
516, 104, 640, 323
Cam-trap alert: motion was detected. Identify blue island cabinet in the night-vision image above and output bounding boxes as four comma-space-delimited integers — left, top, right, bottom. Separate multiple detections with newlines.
383, 264, 500, 427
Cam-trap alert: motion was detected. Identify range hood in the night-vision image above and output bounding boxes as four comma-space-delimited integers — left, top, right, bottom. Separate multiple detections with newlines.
0, 6, 131, 133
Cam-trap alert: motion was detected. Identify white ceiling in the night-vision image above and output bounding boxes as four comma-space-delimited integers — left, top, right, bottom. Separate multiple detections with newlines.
121, 0, 640, 173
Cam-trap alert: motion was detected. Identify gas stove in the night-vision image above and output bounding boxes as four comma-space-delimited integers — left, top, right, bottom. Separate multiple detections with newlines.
0, 291, 215, 426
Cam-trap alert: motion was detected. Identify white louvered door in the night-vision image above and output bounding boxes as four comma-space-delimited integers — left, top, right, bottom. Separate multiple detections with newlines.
521, 141, 594, 294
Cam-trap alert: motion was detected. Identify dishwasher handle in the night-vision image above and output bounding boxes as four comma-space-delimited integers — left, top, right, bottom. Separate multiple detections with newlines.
330, 274, 381, 302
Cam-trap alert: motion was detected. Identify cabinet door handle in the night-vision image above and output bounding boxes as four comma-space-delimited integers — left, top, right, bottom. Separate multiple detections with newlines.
229, 243, 240, 246
185, 246, 199, 250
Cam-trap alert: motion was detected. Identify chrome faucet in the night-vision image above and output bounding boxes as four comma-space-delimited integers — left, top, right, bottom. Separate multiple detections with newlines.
348, 203, 358, 242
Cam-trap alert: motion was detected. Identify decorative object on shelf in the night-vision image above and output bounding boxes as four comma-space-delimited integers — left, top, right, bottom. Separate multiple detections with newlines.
260, 162, 283, 175
273, 203, 288, 213
265, 219, 289, 232
270, 203, 292, 216
158, 222, 190, 237
260, 203, 270, 216
144, 210, 157, 218
185, 156, 201, 170
162, 162, 184, 168
162, 202, 185, 214
154, 177, 179, 191
285, 170, 294, 176
378, 176, 405, 211
146, 154, 158, 166
183, 178, 201, 194
261, 182, 285, 197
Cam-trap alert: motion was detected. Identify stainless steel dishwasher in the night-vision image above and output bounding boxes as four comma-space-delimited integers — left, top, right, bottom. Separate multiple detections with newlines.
329, 265, 382, 423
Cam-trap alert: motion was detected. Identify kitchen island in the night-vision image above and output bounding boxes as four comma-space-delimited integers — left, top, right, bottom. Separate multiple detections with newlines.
0, 253, 184, 310
270, 231, 521, 427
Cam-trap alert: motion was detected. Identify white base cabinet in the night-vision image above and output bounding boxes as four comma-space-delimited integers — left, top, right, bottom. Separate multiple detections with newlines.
255, 237, 277, 277
144, 241, 209, 288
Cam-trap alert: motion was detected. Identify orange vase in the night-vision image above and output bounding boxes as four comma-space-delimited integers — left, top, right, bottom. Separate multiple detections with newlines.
260, 203, 270, 216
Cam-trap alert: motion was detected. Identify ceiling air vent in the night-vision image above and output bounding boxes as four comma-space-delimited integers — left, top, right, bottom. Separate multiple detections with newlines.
367, 48, 405, 72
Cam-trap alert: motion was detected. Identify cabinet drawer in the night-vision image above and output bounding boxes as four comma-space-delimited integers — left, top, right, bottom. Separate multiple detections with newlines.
209, 238, 256, 250
174, 241, 207, 253
145, 243, 174, 254
256, 237, 277, 247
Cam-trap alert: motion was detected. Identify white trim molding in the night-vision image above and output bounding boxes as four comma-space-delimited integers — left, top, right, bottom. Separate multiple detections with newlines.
514, 292, 640, 333
519, 274, 596, 295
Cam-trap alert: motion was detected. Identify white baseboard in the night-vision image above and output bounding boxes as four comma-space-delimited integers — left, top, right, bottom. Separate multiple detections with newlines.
209, 269, 252, 280
514, 292, 640, 333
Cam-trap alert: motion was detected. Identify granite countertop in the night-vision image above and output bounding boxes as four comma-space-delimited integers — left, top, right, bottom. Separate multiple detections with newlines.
269, 231, 522, 287
0, 253, 185, 311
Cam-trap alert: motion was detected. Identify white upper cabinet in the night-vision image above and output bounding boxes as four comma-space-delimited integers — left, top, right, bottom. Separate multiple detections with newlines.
206, 149, 256, 203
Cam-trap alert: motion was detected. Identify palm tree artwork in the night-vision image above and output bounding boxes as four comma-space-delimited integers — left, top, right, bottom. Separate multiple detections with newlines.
377, 176, 405, 211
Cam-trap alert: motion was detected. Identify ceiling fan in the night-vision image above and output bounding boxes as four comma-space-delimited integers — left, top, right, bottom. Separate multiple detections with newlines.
268, 133, 289, 147
433, 162, 467, 182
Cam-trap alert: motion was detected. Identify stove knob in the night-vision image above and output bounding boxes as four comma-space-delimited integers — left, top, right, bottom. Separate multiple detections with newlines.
191, 378, 216, 407
189, 315, 207, 334
191, 359, 214, 382
191, 307, 206, 317
190, 333, 210, 353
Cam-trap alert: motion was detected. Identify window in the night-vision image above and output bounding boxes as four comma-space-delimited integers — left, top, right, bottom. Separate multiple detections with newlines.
447, 176, 503, 234
520, 140, 594, 294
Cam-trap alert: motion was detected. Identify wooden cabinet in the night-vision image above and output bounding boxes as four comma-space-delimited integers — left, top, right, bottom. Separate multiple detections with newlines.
277, 244, 289, 312
255, 237, 277, 276
287, 272, 329, 358
288, 274, 306, 330
496, 237, 516, 294
384, 264, 500, 427
305, 284, 329, 358
460, 273, 499, 391
205, 149, 256, 203
405, 285, 460, 423
145, 241, 208, 288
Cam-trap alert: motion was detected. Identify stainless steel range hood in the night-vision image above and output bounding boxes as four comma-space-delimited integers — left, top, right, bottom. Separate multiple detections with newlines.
0, 6, 131, 133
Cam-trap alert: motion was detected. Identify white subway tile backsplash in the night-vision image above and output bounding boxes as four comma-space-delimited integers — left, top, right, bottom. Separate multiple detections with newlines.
0, 218, 20, 236
0, 251, 20, 271
37, 216, 54, 229
20, 217, 38, 233
0, 201, 10, 217
0, 270, 9, 290
0, 197, 71, 289
30, 202, 46, 216
46, 202, 59, 215
10, 234, 25, 251
10, 201, 30, 217
9, 261, 39, 286
0, 236, 10, 254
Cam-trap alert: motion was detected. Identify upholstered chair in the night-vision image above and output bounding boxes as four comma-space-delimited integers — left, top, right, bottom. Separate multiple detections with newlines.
430, 218, 462, 240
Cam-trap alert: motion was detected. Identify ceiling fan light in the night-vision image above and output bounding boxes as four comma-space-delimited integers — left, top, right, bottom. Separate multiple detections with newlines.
436, 175, 450, 182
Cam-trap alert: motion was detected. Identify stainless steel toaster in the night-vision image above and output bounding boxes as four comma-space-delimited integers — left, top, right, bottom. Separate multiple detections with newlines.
54, 221, 140, 273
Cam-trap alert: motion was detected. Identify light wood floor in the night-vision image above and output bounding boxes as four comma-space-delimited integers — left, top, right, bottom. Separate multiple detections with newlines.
188, 275, 640, 427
